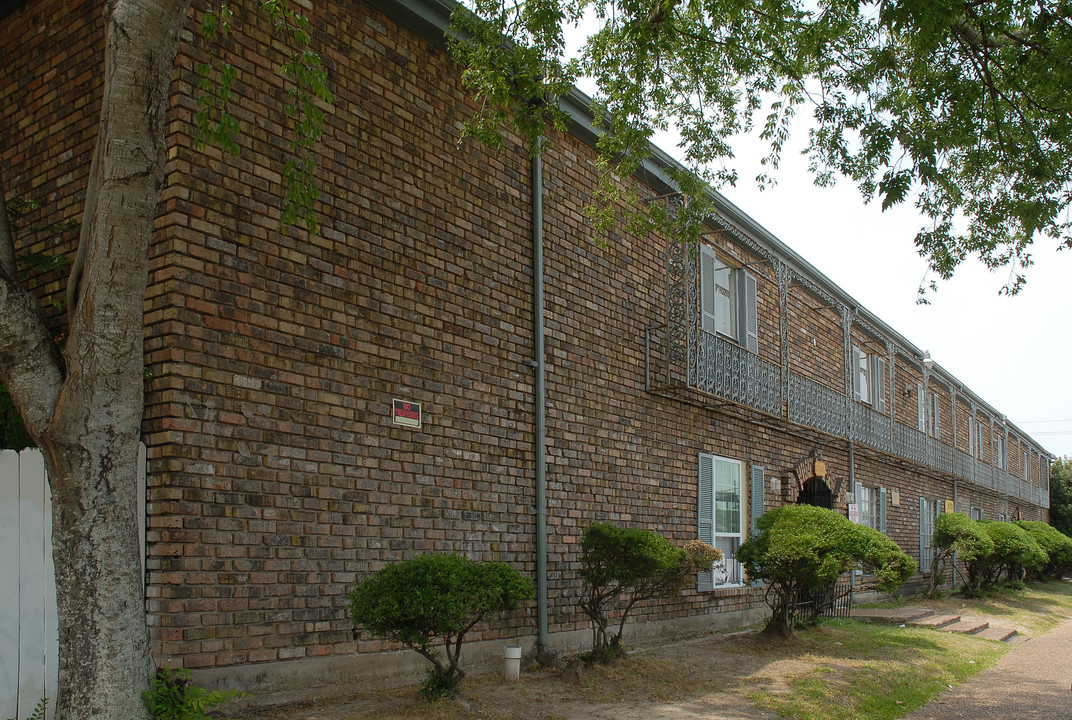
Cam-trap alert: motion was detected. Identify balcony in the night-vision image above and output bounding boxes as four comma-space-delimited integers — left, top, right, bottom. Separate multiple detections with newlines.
652, 324, 1049, 509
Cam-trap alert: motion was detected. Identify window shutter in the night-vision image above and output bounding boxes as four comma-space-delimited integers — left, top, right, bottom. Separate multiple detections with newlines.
750, 465, 765, 587
874, 357, 887, 413
698, 454, 715, 592
919, 497, 928, 573
738, 269, 759, 353
917, 383, 925, 432
932, 393, 940, 438
750, 465, 765, 534
852, 349, 863, 401
968, 417, 974, 456
879, 486, 887, 534
700, 246, 717, 334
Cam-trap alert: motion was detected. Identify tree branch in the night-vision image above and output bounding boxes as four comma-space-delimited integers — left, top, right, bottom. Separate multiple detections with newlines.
0, 268, 63, 441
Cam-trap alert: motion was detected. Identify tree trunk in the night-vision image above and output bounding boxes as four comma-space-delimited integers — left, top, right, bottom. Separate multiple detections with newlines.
0, 1, 190, 718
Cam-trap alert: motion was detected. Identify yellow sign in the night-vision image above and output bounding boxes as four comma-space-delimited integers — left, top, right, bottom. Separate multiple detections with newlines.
945, 499, 955, 514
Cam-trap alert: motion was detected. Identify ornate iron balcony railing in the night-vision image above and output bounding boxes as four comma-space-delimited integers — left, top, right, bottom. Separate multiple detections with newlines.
691, 331, 783, 417
689, 345, 1049, 509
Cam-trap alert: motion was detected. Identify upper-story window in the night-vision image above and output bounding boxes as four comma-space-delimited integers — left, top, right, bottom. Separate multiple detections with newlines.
852, 347, 886, 412
995, 432, 1007, 470
930, 392, 940, 438
699, 244, 758, 352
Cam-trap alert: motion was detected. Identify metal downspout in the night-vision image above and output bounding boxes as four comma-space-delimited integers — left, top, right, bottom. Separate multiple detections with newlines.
848, 441, 855, 603
532, 143, 549, 650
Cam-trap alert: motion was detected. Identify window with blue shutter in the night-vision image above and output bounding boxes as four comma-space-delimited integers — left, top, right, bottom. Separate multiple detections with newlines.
698, 453, 745, 590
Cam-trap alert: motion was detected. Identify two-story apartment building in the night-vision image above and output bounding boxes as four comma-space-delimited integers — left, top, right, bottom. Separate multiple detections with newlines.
0, 0, 1051, 697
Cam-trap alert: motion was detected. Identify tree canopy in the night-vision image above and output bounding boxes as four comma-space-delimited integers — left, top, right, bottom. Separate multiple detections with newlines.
451, 0, 1072, 293
1051, 458, 1072, 536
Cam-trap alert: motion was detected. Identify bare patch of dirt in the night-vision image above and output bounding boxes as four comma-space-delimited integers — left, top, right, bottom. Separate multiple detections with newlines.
230, 630, 802, 720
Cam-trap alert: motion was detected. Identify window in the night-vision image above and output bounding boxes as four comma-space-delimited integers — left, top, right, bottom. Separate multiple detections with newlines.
919, 497, 936, 573
858, 485, 877, 529
930, 392, 941, 438
1023, 450, 1030, 483
698, 454, 745, 589
970, 506, 984, 521
995, 432, 1007, 470
699, 245, 758, 352
916, 383, 926, 432
852, 347, 886, 411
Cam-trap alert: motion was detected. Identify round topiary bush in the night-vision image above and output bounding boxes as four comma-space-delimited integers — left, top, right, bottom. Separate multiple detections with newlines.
736, 504, 915, 637
349, 553, 533, 699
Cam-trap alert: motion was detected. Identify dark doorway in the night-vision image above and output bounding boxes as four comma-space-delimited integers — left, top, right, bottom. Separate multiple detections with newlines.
797, 477, 833, 509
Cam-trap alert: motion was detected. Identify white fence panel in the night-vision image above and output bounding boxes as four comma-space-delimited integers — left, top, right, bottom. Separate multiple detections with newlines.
1, 446, 145, 719
0, 448, 57, 720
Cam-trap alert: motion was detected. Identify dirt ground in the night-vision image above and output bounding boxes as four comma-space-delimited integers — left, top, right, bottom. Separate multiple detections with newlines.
231, 629, 813, 720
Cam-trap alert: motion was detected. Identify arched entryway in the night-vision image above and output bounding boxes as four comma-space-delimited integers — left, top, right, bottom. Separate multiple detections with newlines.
797, 476, 833, 509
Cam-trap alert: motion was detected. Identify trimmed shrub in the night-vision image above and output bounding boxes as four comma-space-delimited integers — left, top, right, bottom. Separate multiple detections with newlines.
736, 504, 915, 637
965, 521, 1047, 595
927, 512, 993, 597
349, 554, 533, 699
1014, 520, 1072, 580
578, 523, 720, 662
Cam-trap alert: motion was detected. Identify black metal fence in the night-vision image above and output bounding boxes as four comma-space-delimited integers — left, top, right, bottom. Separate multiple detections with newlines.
796, 579, 853, 624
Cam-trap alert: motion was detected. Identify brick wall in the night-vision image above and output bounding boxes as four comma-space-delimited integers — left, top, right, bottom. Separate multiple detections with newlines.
0, 0, 1050, 684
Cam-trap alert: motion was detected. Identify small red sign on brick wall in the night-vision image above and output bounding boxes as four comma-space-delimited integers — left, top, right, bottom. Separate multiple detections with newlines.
392, 399, 422, 428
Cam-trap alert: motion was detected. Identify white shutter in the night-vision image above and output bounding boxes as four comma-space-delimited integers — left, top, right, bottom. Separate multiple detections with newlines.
851, 349, 863, 401
738, 269, 759, 352
932, 393, 940, 438
879, 486, 887, 534
968, 417, 974, 456
700, 246, 717, 335
698, 454, 715, 592
873, 357, 887, 413
917, 383, 926, 432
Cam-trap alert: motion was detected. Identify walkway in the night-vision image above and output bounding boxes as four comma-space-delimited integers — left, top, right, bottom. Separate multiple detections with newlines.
903, 615, 1072, 719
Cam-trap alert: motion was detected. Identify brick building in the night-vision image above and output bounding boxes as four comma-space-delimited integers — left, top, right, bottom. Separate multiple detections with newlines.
0, 0, 1052, 696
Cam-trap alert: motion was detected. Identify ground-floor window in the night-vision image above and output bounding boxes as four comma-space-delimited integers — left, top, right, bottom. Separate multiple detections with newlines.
858, 485, 877, 529
919, 497, 936, 573
698, 453, 744, 589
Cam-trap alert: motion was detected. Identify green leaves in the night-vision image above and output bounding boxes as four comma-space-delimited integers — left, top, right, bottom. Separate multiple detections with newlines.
452, 0, 1072, 292
141, 668, 245, 720
578, 522, 720, 658
349, 553, 533, 693
195, 1, 332, 233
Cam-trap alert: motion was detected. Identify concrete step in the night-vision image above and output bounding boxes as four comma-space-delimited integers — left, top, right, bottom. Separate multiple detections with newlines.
907, 613, 962, 630
939, 618, 989, 635
974, 626, 1018, 642
851, 608, 937, 624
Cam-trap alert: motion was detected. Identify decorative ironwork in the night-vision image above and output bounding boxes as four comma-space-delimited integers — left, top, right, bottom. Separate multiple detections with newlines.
797, 579, 853, 624
848, 401, 894, 456
664, 196, 691, 379
788, 374, 847, 437
777, 260, 791, 409
692, 331, 783, 415
651, 194, 1048, 511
